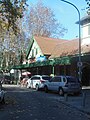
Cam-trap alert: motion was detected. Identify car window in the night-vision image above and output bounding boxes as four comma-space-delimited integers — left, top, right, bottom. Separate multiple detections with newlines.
31, 77, 40, 80
52, 77, 61, 82
66, 77, 78, 83
50, 77, 54, 82
63, 77, 67, 82
42, 76, 52, 80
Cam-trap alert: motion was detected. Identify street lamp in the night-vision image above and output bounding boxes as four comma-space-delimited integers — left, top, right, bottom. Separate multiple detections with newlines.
60, 0, 82, 81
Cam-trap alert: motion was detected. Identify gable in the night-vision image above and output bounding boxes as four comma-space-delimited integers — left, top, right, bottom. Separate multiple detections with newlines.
26, 36, 44, 60
26, 36, 68, 60
28, 38, 43, 59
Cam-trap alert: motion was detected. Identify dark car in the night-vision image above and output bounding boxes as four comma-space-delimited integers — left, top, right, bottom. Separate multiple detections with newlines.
3, 75, 11, 84
0, 81, 5, 103
0, 81, 2, 89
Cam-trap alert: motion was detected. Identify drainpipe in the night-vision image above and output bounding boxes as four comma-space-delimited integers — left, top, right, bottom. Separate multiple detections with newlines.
64, 64, 66, 75
52, 65, 55, 75
37, 67, 38, 75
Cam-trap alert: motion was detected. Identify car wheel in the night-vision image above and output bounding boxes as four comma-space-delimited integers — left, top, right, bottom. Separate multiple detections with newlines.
58, 88, 64, 96
36, 84, 39, 91
44, 86, 48, 93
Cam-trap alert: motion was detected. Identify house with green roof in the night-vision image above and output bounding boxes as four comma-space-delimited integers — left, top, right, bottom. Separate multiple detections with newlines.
13, 13, 90, 86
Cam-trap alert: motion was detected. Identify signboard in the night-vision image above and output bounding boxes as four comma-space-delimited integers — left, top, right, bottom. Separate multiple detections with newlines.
10, 69, 14, 73
77, 62, 83, 67
36, 56, 46, 62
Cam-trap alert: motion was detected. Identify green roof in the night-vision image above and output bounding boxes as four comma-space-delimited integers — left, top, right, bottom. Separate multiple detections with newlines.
12, 56, 71, 69
54, 56, 71, 65
71, 53, 90, 63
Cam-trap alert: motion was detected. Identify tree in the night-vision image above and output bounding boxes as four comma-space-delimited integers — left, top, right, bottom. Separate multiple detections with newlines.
0, 0, 29, 72
0, 0, 28, 34
25, 0, 67, 38
0, 18, 28, 72
85, 0, 90, 15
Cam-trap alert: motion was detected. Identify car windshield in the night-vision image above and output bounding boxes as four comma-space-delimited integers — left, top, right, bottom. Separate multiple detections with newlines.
66, 76, 78, 83
42, 76, 52, 80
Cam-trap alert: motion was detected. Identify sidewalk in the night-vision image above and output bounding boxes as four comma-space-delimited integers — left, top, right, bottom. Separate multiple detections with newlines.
58, 87, 90, 115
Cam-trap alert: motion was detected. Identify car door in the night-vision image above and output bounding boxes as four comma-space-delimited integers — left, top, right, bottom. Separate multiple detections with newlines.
48, 77, 61, 91
30, 77, 34, 88
31, 76, 41, 88
30, 76, 38, 88
52, 76, 61, 91
47, 77, 55, 90
61, 76, 67, 87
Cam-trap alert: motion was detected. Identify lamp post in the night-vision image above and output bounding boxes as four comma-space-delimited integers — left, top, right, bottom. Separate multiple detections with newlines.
60, 0, 82, 81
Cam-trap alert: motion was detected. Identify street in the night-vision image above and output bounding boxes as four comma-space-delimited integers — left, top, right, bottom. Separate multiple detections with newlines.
0, 85, 90, 120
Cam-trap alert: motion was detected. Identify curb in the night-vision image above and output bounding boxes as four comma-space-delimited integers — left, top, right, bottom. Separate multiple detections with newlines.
57, 99, 90, 115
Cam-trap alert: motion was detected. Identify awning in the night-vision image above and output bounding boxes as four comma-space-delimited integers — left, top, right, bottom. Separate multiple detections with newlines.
54, 56, 71, 65
12, 56, 71, 70
12, 64, 30, 69
71, 53, 90, 63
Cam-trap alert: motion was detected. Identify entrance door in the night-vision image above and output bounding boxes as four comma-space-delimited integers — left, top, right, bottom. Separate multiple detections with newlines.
82, 65, 90, 86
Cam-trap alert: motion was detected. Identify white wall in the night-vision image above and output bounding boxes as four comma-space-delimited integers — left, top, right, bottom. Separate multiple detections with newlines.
28, 40, 43, 59
81, 23, 90, 45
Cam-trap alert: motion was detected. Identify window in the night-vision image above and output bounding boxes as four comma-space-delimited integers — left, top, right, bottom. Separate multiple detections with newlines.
52, 77, 61, 82
42, 76, 51, 80
32, 49, 34, 58
36, 48, 38, 55
88, 25, 90, 35
66, 77, 78, 83
63, 77, 67, 82
31, 77, 40, 80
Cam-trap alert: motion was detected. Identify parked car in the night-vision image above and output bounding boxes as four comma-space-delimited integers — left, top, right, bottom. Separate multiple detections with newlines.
0, 75, 3, 83
3, 75, 11, 84
26, 75, 52, 90
0, 81, 5, 104
44, 75, 82, 96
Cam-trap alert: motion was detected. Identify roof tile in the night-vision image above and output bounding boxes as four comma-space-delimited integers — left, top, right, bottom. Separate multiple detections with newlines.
34, 36, 68, 55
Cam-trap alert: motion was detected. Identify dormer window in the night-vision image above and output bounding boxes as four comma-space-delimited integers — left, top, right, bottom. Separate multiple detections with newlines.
31, 48, 38, 58
32, 49, 34, 58
36, 48, 38, 55
88, 24, 90, 35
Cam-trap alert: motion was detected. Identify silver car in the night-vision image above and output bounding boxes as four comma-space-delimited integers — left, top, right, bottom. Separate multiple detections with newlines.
44, 75, 82, 96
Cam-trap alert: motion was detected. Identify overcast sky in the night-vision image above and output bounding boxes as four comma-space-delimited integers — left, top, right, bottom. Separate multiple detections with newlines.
27, 0, 87, 40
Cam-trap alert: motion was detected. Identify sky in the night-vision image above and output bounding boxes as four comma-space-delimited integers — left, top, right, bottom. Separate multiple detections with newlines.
27, 0, 87, 40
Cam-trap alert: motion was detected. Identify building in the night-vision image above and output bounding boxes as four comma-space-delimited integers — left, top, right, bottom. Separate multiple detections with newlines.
79, 14, 90, 86
13, 13, 90, 86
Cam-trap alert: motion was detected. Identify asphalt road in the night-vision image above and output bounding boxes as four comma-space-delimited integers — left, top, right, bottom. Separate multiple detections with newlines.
0, 85, 90, 120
